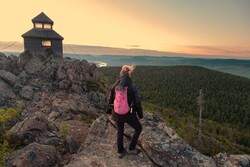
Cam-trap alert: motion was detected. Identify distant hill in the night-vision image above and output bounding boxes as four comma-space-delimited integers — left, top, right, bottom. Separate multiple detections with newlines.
99, 66, 250, 155
64, 54, 250, 79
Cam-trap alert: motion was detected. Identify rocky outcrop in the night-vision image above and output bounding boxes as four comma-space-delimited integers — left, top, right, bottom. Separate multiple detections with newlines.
1, 52, 248, 167
0, 52, 101, 101
65, 116, 155, 167
6, 142, 61, 167
66, 113, 216, 167
0, 52, 104, 166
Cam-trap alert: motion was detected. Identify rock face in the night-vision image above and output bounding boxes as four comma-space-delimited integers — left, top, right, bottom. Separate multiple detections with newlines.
66, 113, 216, 167
138, 114, 216, 166
66, 115, 155, 167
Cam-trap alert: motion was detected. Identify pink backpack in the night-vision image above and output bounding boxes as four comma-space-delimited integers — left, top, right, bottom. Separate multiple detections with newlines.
114, 86, 130, 115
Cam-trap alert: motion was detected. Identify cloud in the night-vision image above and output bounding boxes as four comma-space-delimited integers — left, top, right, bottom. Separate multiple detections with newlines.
126, 45, 140, 48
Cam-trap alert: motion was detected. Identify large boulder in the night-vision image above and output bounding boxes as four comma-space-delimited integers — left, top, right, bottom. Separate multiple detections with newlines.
0, 70, 19, 86
49, 93, 100, 117
19, 86, 34, 99
0, 78, 15, 98
18, 71, 28, 85
8, 113, 58, 146
17, 51, 44, 75
214, 153, 250, 167
6, 142, 61, 167
66, 113, 216, 167
87, 91, 107, 109
138, 113, 216, 167
0, 52, 10, 71
65, 135, 79, 154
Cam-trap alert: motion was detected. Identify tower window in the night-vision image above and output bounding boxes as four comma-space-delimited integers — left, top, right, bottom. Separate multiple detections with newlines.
35, 23, 43, 28
44, 24, 52, 29
42, 41, 51, 46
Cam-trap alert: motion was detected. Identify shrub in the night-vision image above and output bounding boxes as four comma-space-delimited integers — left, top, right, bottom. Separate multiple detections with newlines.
81, 112, 97, 127
0, 140, 13, 167
0, 102, 23, 167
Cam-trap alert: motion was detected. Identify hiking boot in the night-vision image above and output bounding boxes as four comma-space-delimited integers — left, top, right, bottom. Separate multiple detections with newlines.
127, 149, 140, 155
118, 150, 126, 158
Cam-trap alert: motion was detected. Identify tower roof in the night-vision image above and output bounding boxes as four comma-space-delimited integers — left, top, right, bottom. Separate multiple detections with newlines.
22, 28, 64, 40
32, 12, 54, 24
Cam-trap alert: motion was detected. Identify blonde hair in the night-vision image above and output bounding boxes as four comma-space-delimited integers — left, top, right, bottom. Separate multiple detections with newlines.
120, 65, 136, 77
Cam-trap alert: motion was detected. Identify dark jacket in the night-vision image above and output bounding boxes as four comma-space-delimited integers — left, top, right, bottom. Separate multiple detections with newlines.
107, 74, 143, 121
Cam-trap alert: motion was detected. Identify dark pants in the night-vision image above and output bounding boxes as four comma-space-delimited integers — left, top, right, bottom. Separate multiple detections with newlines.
116, 113, 142, 153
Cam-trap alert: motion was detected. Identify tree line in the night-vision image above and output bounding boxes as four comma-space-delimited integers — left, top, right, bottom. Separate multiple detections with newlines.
99, 66, 250, 155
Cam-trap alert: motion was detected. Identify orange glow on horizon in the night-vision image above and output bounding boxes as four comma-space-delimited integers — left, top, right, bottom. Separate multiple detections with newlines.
0, 0, 249, 58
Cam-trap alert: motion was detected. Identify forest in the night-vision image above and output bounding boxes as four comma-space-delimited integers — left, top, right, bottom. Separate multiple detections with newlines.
99, 66, 250, 156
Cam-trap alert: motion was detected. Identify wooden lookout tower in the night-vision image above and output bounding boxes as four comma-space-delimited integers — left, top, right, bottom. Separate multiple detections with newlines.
22, 12, 64, 56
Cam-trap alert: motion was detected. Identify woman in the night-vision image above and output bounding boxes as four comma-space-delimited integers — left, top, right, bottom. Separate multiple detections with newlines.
107, 65, 143, 158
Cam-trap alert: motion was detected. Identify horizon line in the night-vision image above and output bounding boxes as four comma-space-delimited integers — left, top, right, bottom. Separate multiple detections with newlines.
1, 40, 250, 60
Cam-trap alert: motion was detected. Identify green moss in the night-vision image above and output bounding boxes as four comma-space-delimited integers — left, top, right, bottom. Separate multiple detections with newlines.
86, 80, 104, 92
60, 121, 70, 137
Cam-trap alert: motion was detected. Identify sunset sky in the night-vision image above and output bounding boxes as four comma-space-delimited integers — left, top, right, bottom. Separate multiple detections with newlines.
1, 0, 250, 58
